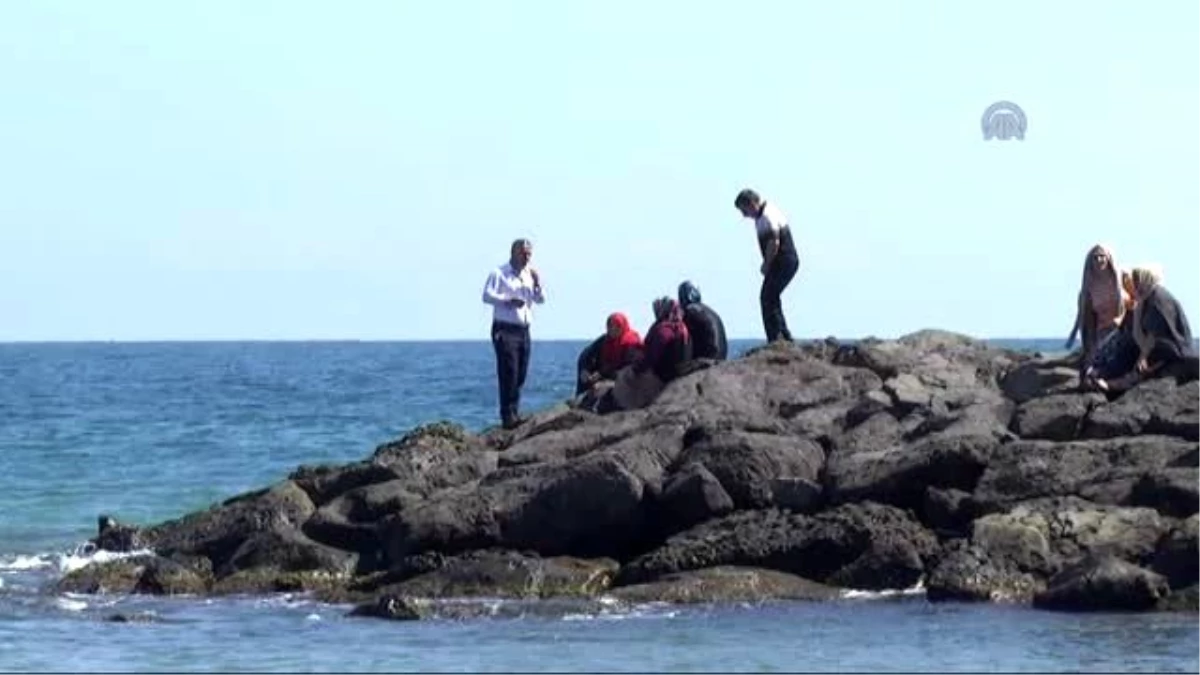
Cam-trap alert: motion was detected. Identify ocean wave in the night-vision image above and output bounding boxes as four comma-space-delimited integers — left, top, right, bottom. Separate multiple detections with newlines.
841, 578, 926, 600
1, 545, 157, 577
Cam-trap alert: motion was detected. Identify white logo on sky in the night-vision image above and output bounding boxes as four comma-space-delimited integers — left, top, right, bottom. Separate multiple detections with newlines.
981, 101, 1027, 141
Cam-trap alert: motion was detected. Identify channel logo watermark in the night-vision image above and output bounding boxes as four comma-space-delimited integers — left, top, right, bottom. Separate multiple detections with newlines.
982, 101, 1026, 141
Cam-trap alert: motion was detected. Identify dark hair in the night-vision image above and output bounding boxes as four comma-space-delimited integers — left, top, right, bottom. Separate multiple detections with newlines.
734, 188, 761, 210
510, 238, 532, 253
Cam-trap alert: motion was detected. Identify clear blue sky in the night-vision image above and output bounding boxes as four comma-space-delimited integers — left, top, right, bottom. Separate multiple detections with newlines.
1, 1, 1196, 341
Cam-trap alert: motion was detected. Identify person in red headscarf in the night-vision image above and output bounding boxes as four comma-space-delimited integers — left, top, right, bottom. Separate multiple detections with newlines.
575, 312, 643, 395
603, 297, 694, 413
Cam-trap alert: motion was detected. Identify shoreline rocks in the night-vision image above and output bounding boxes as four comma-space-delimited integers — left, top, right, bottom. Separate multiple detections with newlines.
57, 330, 1199, 618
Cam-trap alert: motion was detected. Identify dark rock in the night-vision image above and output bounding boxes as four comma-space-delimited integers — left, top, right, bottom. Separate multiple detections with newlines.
288, 462, 398, 508
1084, 379, 1200, 441
973, 437, 1196, 512
368, 550, 616, 600
1129, 468, 1199, 518
768, 478, 823, 513
826, 433, 998, 511
656, 463, 735, 534
608, 566, 841, 604
140, 480, 316, 573
324, 550, 617, 606
674, 430, 824, 510
1033, 556, 1169, 612
378, 451, 651, 563
497, 413, 652, 467
1010, 393, 1105, 441
67, 330, 1196, 612
923, 487, 977, 536
618, 502, 937, 592
1157, 585, 1199, 612
221, 527, 358, 578
348, 595, 427, 621
94, 516, 148, 553
1151, 515, 1198, 589
926, 539, 1043, 603
211, 568, 347, 596
56, 556, 208, 596
1000, 362, 1080, 404
103, 612, 160, 624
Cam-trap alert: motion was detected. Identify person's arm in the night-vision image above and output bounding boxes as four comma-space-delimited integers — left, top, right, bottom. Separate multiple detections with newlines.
757, 213, 782, 273
1139, 305, 1184, 372
1065, 293, 1082, 349
528, 268, 546, 304
577, 337, 601, 385
508, 269, 545, 305
482, 270, 511, 306
761, 233, 780, 270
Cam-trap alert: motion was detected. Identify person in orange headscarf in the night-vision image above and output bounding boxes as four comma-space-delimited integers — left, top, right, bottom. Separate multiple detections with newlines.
1065, 244, 1129, 367
575, 312, 643, 395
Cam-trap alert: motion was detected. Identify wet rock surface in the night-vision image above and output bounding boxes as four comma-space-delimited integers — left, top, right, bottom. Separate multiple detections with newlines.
64, 331, 1198, 618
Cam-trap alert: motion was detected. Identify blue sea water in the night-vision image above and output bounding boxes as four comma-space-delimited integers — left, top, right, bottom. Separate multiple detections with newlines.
0, 339, 1196, 673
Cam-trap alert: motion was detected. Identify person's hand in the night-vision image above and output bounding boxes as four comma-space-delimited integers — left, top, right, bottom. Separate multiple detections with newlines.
528, 267, 541, 289
1136, 357, 1150, 374
508, 298, 526, 308
1095, 378, 1110, 392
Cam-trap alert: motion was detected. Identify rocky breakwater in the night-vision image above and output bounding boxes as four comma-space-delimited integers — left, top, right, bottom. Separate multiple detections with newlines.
60, 330, 1199, 620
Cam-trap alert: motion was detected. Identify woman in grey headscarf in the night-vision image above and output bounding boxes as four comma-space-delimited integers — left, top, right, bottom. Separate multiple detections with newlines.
1087, 265, 1196, 393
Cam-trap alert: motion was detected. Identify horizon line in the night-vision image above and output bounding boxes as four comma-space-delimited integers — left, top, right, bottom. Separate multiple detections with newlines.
0, 334, 1076, 345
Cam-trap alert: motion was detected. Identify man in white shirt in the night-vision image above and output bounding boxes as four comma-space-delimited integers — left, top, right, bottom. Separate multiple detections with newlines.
481, 238, 546, 429
735, 188, 801, 343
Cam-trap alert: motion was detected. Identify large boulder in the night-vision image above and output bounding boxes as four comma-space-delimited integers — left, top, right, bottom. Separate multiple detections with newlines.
972, 437, 1197, 513
618, 502, 938, 592
1083, 378, 1200, 442
1032, 556, 1170, 612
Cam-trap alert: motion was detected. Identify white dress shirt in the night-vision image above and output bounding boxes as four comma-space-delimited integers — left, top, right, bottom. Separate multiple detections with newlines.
482, 262, 546, 327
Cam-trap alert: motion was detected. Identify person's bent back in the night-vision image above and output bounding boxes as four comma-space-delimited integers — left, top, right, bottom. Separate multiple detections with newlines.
677, 280, 728, 361
1087, 265, 1196, 393
638, 297, 692, 383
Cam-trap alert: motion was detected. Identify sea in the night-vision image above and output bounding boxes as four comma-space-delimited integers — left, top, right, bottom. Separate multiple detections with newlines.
0, 339, 1196, 673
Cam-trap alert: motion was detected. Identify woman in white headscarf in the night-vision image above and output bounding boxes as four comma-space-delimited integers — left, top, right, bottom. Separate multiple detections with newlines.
1065, 244, 1129, 367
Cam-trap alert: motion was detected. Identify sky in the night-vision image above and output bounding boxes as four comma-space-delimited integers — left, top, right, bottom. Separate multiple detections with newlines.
0, 0, 1196, 341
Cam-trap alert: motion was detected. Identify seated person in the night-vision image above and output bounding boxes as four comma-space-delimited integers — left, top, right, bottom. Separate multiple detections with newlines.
605, 297, 692, 413
1083, 269, 1142, 377
677, 280, 729, 361
1065, 244, 1129, 370
1087, 266, 1197, 393
575, 312, 643, 396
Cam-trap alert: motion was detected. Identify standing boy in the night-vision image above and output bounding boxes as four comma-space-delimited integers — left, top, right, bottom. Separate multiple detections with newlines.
735, 188, 800, 343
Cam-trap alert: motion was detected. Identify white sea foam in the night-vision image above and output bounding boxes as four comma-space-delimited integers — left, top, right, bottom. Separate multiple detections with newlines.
0, 554, 55, 572
2, 544, 159, 585
55, 547, 157, 575
841, 578, 926, 600
55, 597, 88, 612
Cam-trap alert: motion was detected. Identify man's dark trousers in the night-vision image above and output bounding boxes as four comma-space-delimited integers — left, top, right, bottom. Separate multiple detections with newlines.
760, 254, 799, 342
492, 321, 531, 426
